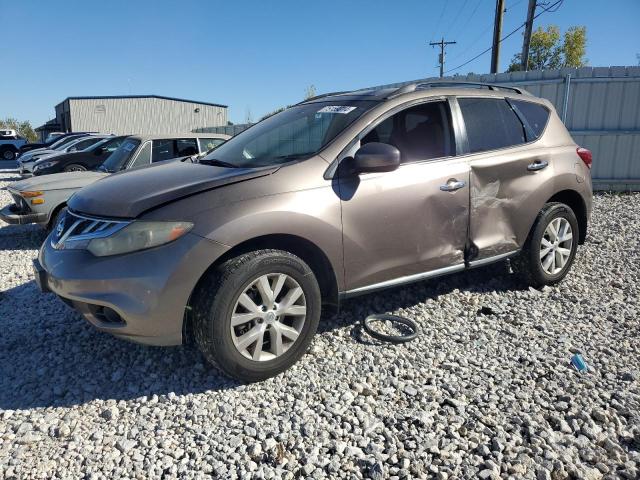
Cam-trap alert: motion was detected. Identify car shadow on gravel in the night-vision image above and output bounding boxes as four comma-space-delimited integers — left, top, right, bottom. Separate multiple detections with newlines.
320, 261, 528, 340
0, 281, 241, 410
0, 224, 47, 251
0, 262, 521, 410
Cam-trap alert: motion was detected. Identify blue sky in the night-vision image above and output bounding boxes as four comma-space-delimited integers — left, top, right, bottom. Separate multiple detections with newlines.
1, 0, 638, 126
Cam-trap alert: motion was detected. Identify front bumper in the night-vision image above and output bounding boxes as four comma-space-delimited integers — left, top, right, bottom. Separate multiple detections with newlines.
38, 231, 229, 346
0, 203, 47, 225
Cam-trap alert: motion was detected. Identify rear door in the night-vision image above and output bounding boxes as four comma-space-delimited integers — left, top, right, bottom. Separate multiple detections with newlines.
339, 99, 470, 292
456, 96, 553, 262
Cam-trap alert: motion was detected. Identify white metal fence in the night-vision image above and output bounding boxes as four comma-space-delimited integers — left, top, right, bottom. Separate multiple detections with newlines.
369, 66, 640, 191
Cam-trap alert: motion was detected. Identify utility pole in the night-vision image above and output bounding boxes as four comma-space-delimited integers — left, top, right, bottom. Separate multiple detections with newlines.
490, 0, 505, 73
430, 37, 457, 78
520, 0, 537, 70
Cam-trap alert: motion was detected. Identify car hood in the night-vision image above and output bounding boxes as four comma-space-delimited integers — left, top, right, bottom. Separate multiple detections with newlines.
68, 161, 278, 218
20, 149, 57, 163
10, 171, 108, 192
34, 151, 80, 166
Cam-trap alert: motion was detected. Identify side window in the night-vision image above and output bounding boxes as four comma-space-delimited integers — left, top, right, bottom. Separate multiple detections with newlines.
152, 139, 176, 162
129, 142, 151, 168
510, 100, 550, 140
176, 139, 198, 157
458, 98, 526, 153
361, 101, 454, 163
199, 138, 226, 153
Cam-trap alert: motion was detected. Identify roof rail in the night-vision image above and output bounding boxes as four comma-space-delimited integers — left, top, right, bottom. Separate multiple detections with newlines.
386, 81, 527, 98
297, 91, 350, 104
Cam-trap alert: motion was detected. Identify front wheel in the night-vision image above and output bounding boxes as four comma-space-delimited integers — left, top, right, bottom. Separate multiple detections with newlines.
193, 249, 321, 382
63, 164, 87, 172
513, 202, 579, 287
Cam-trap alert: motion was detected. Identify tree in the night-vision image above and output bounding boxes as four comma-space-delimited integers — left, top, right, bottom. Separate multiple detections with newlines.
0, 117, 38, 142
508, 25, 587, 72
304, 84, 317, 99
258, 85, 319, 122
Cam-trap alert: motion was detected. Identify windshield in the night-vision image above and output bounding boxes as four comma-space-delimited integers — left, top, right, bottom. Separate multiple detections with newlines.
99, 139, 141, 172
86, 137, 113, 151
202, 100, 376, 168
52, 135, 84, 150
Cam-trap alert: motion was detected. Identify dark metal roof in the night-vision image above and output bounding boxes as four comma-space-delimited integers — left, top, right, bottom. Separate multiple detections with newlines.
56, 95, 227, 109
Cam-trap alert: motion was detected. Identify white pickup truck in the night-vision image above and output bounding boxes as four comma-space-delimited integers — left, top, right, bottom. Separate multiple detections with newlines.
0, 129, 27, 160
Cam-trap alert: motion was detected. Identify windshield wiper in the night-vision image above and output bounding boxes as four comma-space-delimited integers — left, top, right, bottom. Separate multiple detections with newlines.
199, 158, 238, 168
271, 153, 311, 161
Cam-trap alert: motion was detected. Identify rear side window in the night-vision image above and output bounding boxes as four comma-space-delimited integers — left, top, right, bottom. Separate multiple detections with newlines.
458, 98, 526, 153
176, 139, 198, 156
199, 138, 226, 153
511, 100, 550, 139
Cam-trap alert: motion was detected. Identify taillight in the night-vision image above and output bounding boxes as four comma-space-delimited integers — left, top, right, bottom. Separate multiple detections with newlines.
577, 147, 592, 169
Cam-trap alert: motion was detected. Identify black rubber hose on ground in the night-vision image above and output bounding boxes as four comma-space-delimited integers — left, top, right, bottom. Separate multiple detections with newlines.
362, 314, 419, 344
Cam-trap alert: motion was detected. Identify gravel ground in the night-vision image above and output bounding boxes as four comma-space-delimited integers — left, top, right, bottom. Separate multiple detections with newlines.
1, 173, 639, 479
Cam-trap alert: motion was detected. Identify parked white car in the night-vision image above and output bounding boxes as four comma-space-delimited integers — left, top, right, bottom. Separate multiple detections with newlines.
1, 133, 229, 229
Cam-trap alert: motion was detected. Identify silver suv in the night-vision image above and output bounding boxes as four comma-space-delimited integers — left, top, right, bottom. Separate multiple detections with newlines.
35, 82, 593, 381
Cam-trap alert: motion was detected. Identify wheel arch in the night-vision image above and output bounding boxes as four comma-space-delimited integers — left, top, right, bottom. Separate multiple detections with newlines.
182, 233, 340, 344
46, 202, 68, 230
546, 189, 587, 244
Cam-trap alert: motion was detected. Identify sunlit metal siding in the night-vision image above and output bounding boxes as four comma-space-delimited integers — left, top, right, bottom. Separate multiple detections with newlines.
369, 66, 640, 190
61, 96, 227, 136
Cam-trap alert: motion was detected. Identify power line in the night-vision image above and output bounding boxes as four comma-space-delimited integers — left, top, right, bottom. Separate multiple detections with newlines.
443, 0, 564, 74
443, 0, 470, 39
431, 1, 449, 42
448, 0, 520, 63
451, 0, 483, 40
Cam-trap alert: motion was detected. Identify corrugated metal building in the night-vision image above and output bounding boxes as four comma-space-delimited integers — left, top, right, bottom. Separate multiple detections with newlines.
367, 66, 640, 191
54, 95, 228, 136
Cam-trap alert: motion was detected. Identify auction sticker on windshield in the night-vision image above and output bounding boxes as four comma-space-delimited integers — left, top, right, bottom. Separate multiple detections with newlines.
317, 106, 357, 114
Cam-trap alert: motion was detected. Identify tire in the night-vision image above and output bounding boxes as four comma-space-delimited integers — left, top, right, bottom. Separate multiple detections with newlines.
1, 148, 16, 161
513, 202, 579, 288
46, 206, 67, 233
63, 164, 87, 172
193, 249, 321, 382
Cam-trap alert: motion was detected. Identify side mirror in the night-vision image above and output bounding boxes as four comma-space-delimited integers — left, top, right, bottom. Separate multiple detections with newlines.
94, 147, 104, 156
352, 142, 400, 174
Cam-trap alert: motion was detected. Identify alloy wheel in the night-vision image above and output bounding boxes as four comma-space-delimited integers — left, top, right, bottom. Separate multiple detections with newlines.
539, 217, 573, 275
230, 273, 307, 361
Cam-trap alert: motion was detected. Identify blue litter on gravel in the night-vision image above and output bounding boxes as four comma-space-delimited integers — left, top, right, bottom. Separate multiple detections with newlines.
570, 354, 588, 372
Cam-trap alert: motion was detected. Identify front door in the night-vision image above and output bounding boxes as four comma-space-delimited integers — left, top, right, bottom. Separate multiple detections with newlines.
339, 99, 470, 292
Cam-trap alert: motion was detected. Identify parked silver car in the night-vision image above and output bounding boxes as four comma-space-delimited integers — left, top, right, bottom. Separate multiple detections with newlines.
1, 133, 229, 229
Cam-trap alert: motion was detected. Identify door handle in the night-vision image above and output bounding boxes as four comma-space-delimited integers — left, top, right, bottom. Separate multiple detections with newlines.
527, 160, 549, 171
440, 179, 466, 192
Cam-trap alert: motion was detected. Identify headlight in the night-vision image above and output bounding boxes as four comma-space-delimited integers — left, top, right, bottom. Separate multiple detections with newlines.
87, 221, 193, 256
34, 161, 57, 171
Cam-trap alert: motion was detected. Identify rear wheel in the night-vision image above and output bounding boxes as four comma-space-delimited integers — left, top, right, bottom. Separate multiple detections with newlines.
63, 164, 86, 172
193, 249, 321, 382
513, 202, 579, 287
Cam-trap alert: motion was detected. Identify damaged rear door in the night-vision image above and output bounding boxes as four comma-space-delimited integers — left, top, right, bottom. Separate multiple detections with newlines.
455, 96, 552, 262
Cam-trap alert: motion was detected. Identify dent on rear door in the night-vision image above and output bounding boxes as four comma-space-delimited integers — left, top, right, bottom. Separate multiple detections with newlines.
469, 148, 554, 260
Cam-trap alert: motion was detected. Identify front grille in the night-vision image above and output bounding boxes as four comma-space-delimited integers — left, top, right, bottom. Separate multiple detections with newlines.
51, 210, 129, 250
